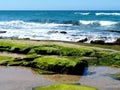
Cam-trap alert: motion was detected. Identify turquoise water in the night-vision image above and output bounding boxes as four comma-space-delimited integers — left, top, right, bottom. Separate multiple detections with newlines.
0, 10, 120, 42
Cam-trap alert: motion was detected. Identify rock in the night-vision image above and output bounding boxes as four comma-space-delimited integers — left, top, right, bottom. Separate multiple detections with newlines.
114, 38, 120, 45
22, 38, 30, 40
105, 42, 115, 45
72, 60, 88, 75
71, 35, 78, 36
78, 38, 88, 43
0, 31, 7, 33
90, 40, 105, 44
60, 31, 67, 34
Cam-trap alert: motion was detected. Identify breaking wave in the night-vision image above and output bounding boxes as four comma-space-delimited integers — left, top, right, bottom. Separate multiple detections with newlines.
74, 12, 90, 15
0, 20, 119, 29
96, 12, 120, 16
79, 20, 119, 26
0, 20, 120, 43
0, 20, 72, 29
0, 20, 119, 30
63, 20, 119, 26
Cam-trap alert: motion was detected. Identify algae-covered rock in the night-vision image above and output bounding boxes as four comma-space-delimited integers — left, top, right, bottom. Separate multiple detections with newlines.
35, 84, 98, 90
33, 56, 88, 75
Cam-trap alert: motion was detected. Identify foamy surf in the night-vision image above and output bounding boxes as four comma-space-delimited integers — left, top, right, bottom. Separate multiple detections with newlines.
79, 20, 118, 26
0, 18, 120, 43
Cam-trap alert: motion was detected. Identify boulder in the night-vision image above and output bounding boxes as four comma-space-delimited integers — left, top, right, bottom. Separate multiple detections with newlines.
0, 31, 7, 33
60, 31, 67, 34
114, 38, 120, 45
90, 40, 105, 44
105, 42, 115, 45
78, 38, 88, 43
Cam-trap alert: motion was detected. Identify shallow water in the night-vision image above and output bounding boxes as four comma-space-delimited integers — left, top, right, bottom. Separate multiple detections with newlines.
0, 66, 120, 90
79, 66, 120, 90
0, 66, 55, 90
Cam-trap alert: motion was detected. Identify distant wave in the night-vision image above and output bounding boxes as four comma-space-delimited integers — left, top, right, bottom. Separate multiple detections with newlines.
63, 20, 119, 26
96, 13, 120, 16
74, 12, 90, 15
0, 20, 119, 30
79, 20, 118, 26
0, 20, 72, 29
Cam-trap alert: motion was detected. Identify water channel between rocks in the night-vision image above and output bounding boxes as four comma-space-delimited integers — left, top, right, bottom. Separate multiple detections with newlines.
0, 66, 120, 90
78, 66, 120, 90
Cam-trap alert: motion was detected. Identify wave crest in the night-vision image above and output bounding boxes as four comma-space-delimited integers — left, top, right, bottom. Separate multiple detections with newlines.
74, 12, 90, 15
96, 13, 120, 16
61, 20, 119, 26
0, 20, 72, 29
79, 20, 118, 26
0, 20, 119, 29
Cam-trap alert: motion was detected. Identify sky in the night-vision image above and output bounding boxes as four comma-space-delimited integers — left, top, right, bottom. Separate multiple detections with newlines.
0, 0, 120, 10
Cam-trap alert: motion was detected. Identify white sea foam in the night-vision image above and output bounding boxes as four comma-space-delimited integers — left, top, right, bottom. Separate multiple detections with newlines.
79, 20, 96, 25
96, 12, 120, 16
79, 20, 118, 26
99, 21, 118, 26
0, 20, 120, 43
0, 20, 72, 30
74, 12, 90, 15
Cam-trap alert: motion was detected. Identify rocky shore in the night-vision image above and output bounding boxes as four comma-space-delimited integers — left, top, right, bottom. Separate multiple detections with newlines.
0, 39, 120, 90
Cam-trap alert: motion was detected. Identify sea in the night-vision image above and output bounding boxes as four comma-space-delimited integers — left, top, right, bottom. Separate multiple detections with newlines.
0, 10, 120, 43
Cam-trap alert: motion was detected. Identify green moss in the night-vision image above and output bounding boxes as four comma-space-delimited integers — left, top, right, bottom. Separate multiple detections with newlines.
0, 56, 14, 65
116, 74, 120, 80
0, 40, 31, 53
33, 56, 76, 72
0, 56, 13, 60
0, 39, 120, 72
35, 84, 98, 90
33, 56, 87, 75
31, 44, 95, 56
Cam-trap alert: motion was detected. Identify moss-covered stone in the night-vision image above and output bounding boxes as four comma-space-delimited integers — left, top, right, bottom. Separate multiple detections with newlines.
33, 56, 88, 75
35, 84, 98, 90
0, 39, 120, 74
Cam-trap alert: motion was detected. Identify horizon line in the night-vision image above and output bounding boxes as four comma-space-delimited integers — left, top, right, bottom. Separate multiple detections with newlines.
0, 9, 120, 11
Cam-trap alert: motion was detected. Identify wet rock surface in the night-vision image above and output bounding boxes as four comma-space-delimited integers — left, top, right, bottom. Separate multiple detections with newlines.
0, 67, 55, 90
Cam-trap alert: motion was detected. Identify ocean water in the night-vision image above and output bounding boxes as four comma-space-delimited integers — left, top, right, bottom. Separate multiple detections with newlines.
0, 10, 120, 43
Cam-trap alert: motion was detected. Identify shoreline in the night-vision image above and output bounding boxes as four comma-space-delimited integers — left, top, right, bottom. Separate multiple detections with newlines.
0, 39, 120, 90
